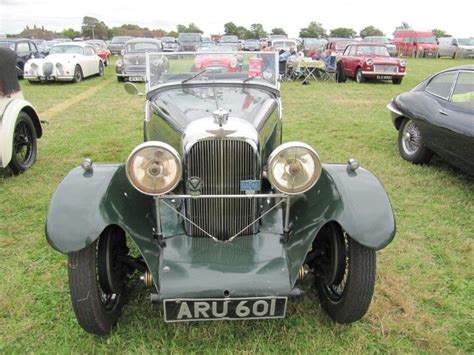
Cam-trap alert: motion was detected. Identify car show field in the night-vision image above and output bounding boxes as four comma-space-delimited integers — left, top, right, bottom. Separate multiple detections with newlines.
0, 57, 473, 352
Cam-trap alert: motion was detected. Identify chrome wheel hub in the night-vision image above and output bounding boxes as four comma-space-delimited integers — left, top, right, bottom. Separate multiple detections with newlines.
402, 121, 421, 155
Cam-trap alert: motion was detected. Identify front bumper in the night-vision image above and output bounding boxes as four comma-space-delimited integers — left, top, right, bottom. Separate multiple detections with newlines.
24, 74, 74, 81
362, 71, 406, 77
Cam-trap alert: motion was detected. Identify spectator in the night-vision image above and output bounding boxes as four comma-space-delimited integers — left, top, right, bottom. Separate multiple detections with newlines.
311, 48, 323, 60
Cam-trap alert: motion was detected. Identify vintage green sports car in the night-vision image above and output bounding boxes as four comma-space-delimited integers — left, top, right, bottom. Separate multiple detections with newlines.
46, 52, 396, 335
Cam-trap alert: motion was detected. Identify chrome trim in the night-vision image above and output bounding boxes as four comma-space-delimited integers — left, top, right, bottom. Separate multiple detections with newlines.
158, 193, 287, 199
362, 71, 406, 76
386, 101, 403, 116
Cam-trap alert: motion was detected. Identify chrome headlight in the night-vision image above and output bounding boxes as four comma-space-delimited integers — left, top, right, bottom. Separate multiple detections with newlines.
267, 142, 322, 195
126, 142, 182, 196
400, 59, 407, 67
116, 60, 123, 67
365, 58, 374, 66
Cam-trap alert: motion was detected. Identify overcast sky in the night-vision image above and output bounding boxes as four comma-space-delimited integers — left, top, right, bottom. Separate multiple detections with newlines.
1, 0, 473, 37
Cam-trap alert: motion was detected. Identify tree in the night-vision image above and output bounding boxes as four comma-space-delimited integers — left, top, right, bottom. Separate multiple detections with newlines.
329, 27, 356, 38
395, 22, 411, 32
250, 23, 266, 39
299, 21, 326, 38
271, 28, 287, 36
177, 23, 203, 34
166, 30, 178, 38
61, 28, 80, 39
224, 22, 239, 36
81, 16, 108, 39
432, 28, 450, 38
359, 26, 384, 38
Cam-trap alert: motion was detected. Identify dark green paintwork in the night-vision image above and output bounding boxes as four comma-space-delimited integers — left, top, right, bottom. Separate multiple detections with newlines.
46, 163, 395, 297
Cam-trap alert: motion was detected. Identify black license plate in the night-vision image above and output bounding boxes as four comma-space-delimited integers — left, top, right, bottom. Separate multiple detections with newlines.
377, 75, 393, 80
164, 297, 287, 322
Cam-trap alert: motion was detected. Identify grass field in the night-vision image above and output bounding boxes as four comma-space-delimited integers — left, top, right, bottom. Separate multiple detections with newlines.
1, 57, 473, 353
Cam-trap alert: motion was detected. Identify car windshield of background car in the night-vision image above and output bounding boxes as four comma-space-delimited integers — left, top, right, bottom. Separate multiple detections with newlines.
0, 41, 15, 50
179, 34, 200, 42
417, 36, 437, 44
111, 37, 129, 44
458, 38, 474, 46
127, 43, 161, 52
50, 45, 83, 54
451, 72, 474, 110
426, 71, 457, 100
356, 46, 389, 56
221, 36, 239, 43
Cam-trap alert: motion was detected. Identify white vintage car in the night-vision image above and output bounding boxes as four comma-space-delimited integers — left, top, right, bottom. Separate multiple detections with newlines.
24, 42, 104, 83
0, 47, 42, 174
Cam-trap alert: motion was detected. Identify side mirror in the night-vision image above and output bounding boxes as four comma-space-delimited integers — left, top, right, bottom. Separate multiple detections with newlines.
124, 82, 144, 96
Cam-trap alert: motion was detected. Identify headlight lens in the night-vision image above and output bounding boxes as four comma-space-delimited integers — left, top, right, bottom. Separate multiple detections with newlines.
400, 59, 407, 67
116, 60, 123, 67
267, 142, 322, 195
126, 142, 182, 195
365, 58, 374, 66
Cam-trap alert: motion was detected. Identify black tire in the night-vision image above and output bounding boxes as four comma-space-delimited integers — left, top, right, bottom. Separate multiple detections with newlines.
68, 226, 129, 335
452, 52, 456, 59
98, 61, 104, 77
355, 68, 365, 83
398, 118, 433, 164
392, 77, 402, 85
73, 65, 83, 83
8, 112, 37, 174
312, 223, 376, 324
117, 76, 124, 82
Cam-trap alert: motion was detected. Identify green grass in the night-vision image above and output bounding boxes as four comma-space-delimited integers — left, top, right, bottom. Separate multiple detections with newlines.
1, 57, 473, 353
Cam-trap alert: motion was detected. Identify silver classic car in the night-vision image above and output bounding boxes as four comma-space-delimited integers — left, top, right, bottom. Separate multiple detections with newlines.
46, 52, 395, 334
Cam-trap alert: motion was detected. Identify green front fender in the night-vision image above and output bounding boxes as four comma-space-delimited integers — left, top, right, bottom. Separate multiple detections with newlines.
46, 164, 156, 254
285, 163, 396, 286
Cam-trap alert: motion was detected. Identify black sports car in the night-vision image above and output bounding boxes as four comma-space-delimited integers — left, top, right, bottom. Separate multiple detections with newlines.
387, 65, 474, 175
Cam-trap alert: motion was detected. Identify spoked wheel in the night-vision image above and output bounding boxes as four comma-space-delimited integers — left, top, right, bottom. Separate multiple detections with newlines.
8, 112, 37, 174
68, 226, 129, 335
311, 223, 376, 323
398, 118, 433, 164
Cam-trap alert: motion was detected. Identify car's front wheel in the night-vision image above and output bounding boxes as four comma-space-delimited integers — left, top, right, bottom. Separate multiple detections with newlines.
398, 118, 433, 164
73, 65, 83, 83
98, 61, 104, 77
312, 223, 376, 323
8, 112, 37, 174
355, 68, 365, 83
68, 226, 129, 335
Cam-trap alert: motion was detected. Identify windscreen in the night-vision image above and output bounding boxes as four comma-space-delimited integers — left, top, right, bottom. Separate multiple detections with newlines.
356, 46, 390, 56
111, 37, 130, 44
416, 36, 437, 44
0, 41, 15, 50
126, 42, 161, 53
146, 51, 278, 90
49, 45, 84, 54
458, 38, 474, 46
179, 33, 201, 43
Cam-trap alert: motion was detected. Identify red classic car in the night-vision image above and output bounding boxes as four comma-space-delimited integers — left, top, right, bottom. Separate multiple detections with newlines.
86, 40, 111, 66
340, 43, 406, 84
192, 47, 240, 73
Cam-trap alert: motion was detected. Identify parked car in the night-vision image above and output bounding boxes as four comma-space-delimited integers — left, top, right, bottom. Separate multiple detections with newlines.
267, 34, 287, 46
116, 38, 167, 82
340, 43, 406, 84
0, 47, 42, 174
108, 36, 133, 55
272, 39, 298, 52
161, 37, 179, 52
242, 39, 261, 51
363, 36, 397, 56
218, 35, 240, 51
0, 38, 40, 77
192, 46, 241, 72
24, 42, 104, 83
86, 40, 111, 66
387, 65, 474, 174
393, 30, 438, 58
178, 32, 202, 51
438, 37, 474, 59
301, 38, 327, 55
46, 51, 395, 335
32, 39, 50, 56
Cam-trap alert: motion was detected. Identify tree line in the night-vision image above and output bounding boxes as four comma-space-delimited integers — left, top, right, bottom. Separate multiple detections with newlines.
10, 17, 451, 40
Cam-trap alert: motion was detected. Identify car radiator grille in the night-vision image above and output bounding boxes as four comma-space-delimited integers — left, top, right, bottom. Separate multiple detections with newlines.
374, 65, 398, 73
43, 62, 53, 76
185, 139, 259, 240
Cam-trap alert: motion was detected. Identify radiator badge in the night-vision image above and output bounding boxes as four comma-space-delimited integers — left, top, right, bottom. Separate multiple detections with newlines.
187, 176, 203, 196
240, 180, 261, 193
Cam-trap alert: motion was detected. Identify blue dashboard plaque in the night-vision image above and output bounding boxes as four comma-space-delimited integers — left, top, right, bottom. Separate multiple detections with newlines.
240, 180, 261, 192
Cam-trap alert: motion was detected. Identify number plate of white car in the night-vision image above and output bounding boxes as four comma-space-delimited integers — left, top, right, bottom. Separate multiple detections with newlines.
163, 297, 287, 322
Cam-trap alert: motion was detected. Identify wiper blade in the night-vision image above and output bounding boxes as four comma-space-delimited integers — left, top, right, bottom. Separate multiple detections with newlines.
181, 69, 207, 84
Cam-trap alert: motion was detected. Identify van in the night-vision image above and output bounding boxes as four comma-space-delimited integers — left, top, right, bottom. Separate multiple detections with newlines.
438, 37, 474, 59
393, 30, 438, 58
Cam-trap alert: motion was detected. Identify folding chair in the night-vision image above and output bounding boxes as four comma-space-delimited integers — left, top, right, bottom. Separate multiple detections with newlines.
320, 54, 338, 82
